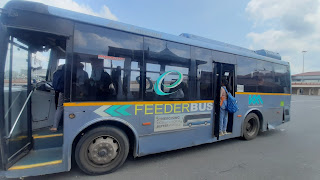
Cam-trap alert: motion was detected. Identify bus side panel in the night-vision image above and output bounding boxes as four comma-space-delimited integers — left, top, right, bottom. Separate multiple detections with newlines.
137, 105, 245, 156
135, 102, 217, 156
63, 102, 219, 160
258, 95, 289, 128
235, 93, 291, 134
138, 126, 214, 156
233, 94, 262, 134
267, 95, 291, 127
63, 105, 142, 170
283, 95, 291, 123
137, 112, 244, 156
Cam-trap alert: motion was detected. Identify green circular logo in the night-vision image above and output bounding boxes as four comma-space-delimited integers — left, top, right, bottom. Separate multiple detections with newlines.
154, 70, 183, 96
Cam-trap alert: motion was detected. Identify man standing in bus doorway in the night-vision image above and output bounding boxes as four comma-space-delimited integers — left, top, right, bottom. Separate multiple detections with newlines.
219, 79, 229, 136
50, 64, 65, 132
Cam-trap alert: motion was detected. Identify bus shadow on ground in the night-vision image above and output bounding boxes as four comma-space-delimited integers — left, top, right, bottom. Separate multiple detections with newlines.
127, 129, 285, 165
258, 129, 285, 138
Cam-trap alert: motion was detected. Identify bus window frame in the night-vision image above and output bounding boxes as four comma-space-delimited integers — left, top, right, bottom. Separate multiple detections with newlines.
0, 22, 9, 170
64, 35, 73, 102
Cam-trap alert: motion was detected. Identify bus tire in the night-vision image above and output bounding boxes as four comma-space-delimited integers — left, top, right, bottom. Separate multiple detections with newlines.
75, 126, 129, 175
242, 113, 260, 140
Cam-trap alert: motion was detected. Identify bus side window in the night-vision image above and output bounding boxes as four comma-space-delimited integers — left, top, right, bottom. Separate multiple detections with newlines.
256, 61, 274, 93
192, 47, 213, 100
144, 37, 192, 101
165, 66, 189, 100
274, 64, 290, 93
71, 56, 91, 100
145, 63, 190, 101
145, 63, 161, 100
237, 57, 258, 92
72, 23, 143, 102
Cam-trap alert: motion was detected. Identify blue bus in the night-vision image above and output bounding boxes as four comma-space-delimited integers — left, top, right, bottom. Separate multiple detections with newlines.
0, 1, 291, 178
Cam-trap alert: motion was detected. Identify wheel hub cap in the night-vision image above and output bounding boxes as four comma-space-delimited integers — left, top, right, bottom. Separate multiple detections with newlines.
247, 123, 252, 130
98, 149, 107, 157
88, 137, 119, 165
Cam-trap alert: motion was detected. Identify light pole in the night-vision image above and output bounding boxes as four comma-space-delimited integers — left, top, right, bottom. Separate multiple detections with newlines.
302, 50, 307, 82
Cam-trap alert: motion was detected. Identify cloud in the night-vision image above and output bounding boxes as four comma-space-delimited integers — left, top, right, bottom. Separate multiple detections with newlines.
246, 0, 318, 22
0, 0, 117, 21
74, 29, 121, 51
246, 0, 320, 74
99, 5, 117, 21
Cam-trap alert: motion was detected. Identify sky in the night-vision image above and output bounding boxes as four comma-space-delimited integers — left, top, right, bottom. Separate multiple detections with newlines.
1, 0, 319, 75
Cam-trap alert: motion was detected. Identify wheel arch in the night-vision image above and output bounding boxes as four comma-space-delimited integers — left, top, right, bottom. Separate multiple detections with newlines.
70, 119, 139, 166
242, 108, 264, 135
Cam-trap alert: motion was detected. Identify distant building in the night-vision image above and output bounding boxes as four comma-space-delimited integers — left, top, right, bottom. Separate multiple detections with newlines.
292, 71, 320, 95
32, 68, 47, 81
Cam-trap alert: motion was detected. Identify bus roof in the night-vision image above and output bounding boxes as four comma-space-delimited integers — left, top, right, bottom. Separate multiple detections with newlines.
3, 0, 289, 66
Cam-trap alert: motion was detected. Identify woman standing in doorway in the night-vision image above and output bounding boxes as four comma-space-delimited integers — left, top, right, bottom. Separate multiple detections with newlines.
219, 79, 229, 136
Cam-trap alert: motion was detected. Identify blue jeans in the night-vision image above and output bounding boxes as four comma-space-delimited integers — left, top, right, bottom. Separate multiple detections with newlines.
220, 102, 228, 132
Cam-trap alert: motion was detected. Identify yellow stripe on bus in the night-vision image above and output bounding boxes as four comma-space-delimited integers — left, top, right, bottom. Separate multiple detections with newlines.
235, 92, 291, 96
9, 160, 62, 170
64, 100, 214, 107
32, 134, 63, 139
63, 92, 290, 107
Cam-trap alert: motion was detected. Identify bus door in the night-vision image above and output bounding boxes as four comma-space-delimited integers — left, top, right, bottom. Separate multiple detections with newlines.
0, 35, 33, 170
213, 62, 235, 138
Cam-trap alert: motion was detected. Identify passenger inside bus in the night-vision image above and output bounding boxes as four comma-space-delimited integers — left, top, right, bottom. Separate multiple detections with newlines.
50, 64, 65, 132
111, 66, 122, 99
75, 62, 89, 99
90, 60, 113, 100
169, 80, 188, 100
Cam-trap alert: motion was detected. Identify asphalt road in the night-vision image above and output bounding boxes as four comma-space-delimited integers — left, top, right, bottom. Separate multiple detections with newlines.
3, 95, 320, 180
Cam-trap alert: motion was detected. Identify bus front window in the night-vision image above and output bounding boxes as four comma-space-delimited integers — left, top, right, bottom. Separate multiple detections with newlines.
31, 50, 51, 83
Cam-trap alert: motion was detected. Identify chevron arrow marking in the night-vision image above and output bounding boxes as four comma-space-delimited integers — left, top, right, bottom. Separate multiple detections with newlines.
116, 105, 131, 116
95, 105, 132, 117
94, 105, 112, 117
105, 105, 121, 116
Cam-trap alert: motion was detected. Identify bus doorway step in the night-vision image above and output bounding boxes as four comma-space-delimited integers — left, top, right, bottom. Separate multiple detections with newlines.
32, 128, 63, 150
5, 147, 64, 178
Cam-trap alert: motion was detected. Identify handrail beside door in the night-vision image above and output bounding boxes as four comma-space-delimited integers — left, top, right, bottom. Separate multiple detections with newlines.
5, 89, 34, 140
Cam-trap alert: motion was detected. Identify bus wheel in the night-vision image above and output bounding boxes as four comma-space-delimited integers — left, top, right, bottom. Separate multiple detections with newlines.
75, 126, 129, 175
242, 113, 260, 140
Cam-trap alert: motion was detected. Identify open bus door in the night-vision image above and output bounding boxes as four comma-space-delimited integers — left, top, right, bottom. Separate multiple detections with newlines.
213, 62, 235, 139
0, 25, 33, 170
